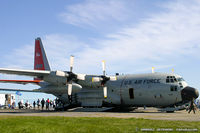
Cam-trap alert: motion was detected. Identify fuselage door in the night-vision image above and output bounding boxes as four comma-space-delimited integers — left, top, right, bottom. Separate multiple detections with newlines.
129, 88, 134, 99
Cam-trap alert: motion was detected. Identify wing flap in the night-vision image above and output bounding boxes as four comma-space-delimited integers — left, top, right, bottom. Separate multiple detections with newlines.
0, 79, 42, 85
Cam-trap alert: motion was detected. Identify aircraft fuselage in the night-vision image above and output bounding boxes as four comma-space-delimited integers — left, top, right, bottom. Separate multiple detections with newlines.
39, 72, 196, 108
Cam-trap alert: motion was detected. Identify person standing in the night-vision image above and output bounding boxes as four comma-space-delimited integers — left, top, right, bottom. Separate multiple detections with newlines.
41, 98, 45, 110
37, 99, 40, 110
46, 98, 50, 110
55, 98, 58, 107
20, 99, 24, 109
25, 100, 28, 109
33, 101, 36, 109
50, 100, 53, 109
18, 101, 21, 109
53, 99, 56, 109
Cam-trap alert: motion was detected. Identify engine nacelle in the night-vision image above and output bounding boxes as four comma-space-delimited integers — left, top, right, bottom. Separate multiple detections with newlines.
43, 71, 68, 85
39, 83, 82, 94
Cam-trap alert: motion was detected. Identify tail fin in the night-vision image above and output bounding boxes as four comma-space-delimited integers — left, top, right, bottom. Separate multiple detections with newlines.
34, 37, 51, 71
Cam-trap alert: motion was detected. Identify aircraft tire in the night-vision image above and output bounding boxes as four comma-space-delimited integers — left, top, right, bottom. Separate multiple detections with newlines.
166, 111, 175, 113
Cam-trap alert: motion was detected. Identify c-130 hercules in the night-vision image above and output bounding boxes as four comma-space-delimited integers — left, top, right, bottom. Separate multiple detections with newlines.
0, 38, 199, 112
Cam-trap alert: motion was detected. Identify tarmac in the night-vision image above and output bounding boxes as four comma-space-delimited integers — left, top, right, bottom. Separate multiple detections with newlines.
0, 107, 199, 121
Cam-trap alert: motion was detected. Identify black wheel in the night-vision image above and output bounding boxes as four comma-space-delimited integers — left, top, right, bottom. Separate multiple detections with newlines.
166, 111, 174, 113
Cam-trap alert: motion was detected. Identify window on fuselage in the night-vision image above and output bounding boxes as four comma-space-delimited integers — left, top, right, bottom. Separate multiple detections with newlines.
179, 83, 183, 88
170, 86, 177, 91
129, 88, 134, 99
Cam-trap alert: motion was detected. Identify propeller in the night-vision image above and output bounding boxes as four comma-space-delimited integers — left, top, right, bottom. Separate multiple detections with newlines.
70, 55, 74, 72
92, 60, 117, 98
67, 56, 74, 96
66, 56, 85, 102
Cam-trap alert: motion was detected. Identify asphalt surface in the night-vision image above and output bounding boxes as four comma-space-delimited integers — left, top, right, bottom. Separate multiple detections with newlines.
0, 107, 199, 121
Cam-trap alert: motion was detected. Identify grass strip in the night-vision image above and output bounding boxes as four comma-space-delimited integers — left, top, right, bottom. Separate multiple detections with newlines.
0, 116, 199, 133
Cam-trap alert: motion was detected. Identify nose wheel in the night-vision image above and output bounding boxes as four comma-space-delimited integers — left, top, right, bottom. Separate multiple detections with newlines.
181, 86, 199, 114
188, 99, 197, 114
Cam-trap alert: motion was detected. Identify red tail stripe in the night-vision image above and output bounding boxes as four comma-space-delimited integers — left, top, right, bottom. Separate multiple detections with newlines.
34, 40, 45, 70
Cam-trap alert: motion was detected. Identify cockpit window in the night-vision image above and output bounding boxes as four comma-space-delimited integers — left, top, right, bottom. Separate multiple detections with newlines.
177, 78, 185, 82
166, 76, 177, 83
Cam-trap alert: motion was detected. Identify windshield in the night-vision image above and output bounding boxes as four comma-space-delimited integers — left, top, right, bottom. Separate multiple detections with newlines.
177, 78, 185, 82
166, 76, 177, 83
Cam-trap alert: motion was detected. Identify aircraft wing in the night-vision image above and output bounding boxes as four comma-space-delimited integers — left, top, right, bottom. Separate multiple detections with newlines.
0, 88, 41, 92
0, 79, 42, 85
0, 68, 50, 77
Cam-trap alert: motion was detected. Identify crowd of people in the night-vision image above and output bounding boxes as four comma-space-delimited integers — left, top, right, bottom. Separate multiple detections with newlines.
17, 98, 61, 110
12, 99, 200, 112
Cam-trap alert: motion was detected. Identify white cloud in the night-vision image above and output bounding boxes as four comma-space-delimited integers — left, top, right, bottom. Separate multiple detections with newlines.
1, 34, 89, 70
66, 0, 200, 73
82, 0, 200, 58
59, 0, 131, 27
42, 34, 89, 70
2, 44, 34, 69
2, 0, 200, 76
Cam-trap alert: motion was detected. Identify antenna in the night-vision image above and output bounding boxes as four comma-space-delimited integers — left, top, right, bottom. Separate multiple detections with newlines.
152, 67, 155, 73
172, 68, 174, 73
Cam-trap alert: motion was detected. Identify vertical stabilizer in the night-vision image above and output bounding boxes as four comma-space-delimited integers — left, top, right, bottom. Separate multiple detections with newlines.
34, 38, 51, 71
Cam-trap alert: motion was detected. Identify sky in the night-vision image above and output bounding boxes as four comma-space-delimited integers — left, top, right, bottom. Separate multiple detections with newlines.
0, 0, 200, 102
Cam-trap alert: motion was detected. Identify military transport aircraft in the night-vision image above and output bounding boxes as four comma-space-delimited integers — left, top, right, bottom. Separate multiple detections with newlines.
0, 38, 199, 112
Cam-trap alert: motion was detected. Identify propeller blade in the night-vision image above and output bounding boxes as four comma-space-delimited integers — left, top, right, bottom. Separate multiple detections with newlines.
92, 77, 102, 82
103, 86, 107, 98
68, 84, 72, 96
77, 74, 86, 80
70, 55, 74, 72
109, 76, 117, 81
102, 60, 106, 76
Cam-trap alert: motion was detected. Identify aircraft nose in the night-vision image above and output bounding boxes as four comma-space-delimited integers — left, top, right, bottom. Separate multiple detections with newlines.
181, 86, 199, 102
